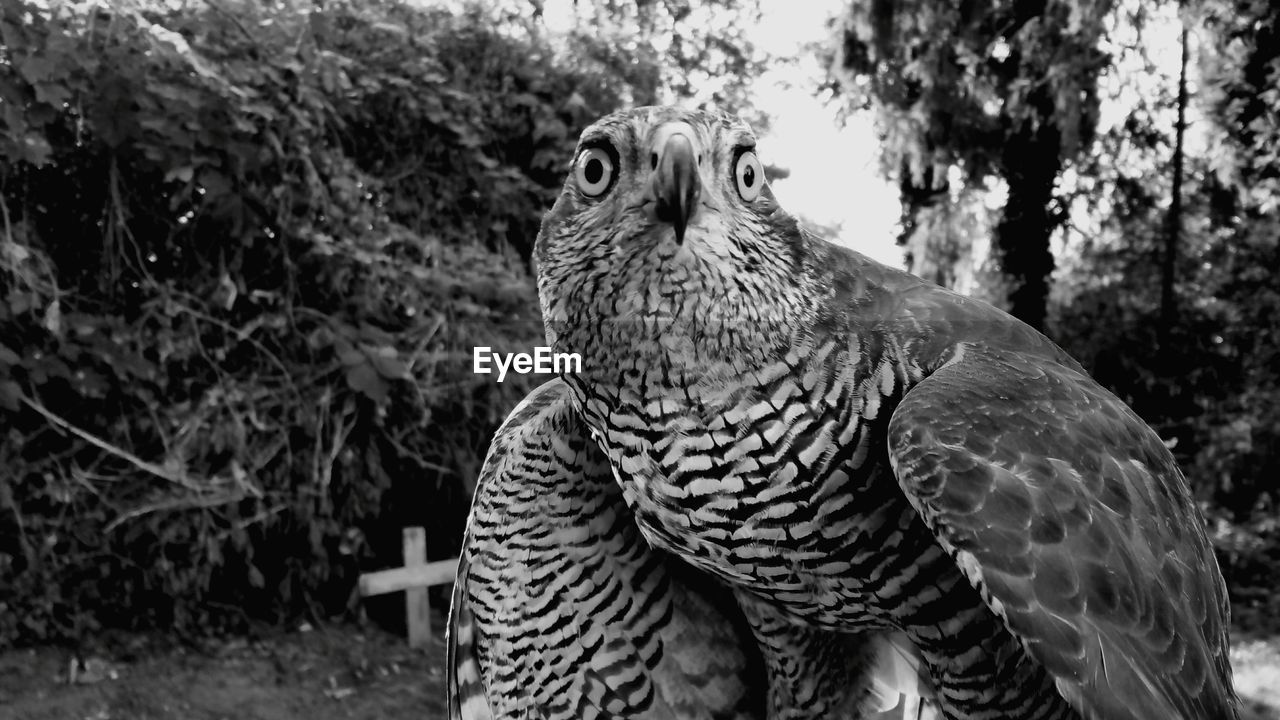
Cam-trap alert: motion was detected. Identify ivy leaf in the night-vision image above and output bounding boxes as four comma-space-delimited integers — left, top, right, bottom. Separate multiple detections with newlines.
17, 55, 55, 84
366, 345, 407, 380
335, 337, 364, 367
307, 325, 335, 351
43, 299, 62, 338
32, 78, 71, 107
0, 380, 20, 412
344, 362, 389, 403
19, 133, 52, 166
165, 165, 195, 184
198, 169, 232, 200
532, 116, 567, 143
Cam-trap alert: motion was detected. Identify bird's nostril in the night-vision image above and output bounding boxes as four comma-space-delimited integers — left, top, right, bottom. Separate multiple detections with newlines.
697, 153, 703, 166
650, 152, 658, 170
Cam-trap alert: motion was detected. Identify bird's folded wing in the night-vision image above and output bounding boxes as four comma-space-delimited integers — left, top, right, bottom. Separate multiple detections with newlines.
446, 379, 763, 720
885, 346, 1237, 720
446, 557, 495, 720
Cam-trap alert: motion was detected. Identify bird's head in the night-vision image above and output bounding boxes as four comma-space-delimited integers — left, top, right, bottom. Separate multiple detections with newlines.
535, 106, 815, 378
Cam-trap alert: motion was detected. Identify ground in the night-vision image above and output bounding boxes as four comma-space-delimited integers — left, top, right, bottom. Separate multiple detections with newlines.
1, 619, 1277, 719
0, 621, 445, 720
1234, 634, 1280, 720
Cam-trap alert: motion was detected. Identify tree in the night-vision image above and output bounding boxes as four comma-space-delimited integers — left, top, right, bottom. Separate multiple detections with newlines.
1191, 0, 1280, 521
1040, 0, 1280, 628
0, 0, 772, 646
534, 0, 769, 127
1160, 21, 1189, 342
824, 0, 1113, 330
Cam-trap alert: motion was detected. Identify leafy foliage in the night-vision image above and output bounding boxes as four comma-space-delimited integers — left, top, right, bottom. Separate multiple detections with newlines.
824, 0, 1279, 630
550, 0, 768, 124
1031, 0, 1280, 630
0, 0, 719, 646
824, 0, 1115, 329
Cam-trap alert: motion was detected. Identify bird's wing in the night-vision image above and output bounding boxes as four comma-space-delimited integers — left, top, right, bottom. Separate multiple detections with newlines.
446, 554, 495, 720
446, 379, 764, 720
885, 345, 1238, 720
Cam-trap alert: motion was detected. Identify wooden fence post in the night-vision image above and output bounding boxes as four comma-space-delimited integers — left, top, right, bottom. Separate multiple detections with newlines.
356, 527, 460, 648
403, 527, 431, 647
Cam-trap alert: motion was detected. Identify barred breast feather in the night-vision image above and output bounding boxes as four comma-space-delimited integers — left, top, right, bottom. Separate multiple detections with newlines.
446, 379, 763, 720
447, 378, 942, 720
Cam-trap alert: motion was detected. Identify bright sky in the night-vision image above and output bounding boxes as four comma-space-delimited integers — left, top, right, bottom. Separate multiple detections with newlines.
749, 2, 904, 268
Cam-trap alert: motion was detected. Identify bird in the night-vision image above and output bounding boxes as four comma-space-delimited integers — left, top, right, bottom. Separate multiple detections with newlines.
532, 106, 1240, 720
446, 378, 940, 719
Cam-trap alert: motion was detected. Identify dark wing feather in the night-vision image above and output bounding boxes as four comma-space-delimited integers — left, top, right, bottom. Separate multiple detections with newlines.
886, 346, 1238, 720
446, 379, 765, 720
446, 554, 494, 720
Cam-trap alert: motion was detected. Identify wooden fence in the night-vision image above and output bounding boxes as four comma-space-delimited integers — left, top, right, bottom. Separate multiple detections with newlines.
357, 527, 458, 647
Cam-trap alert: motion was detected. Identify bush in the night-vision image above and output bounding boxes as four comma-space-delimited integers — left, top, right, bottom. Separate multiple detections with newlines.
1050, 183, 1280, 633
0, 0, 644, 646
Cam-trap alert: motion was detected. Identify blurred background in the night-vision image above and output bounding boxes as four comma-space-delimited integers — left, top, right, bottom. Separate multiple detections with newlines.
0, 0, 1277, 715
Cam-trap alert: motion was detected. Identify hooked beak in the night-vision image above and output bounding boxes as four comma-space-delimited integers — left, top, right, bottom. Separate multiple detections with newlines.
649, 128, 701, 244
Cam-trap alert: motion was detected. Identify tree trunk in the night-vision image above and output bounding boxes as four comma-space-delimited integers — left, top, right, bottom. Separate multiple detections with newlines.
896, 160, 951, 283
1161, 22, 1190, 344
994, 118, 1060, 332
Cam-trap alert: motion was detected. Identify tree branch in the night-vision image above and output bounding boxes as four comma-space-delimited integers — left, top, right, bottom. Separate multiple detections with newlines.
20, 391, 206, 493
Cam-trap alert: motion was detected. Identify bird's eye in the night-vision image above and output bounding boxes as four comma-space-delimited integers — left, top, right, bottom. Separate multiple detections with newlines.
734, 149, 764, 202
575, 147, 615, 197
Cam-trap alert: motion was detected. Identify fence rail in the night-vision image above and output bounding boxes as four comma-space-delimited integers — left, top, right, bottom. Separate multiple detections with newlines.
357, 527, 458, 647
